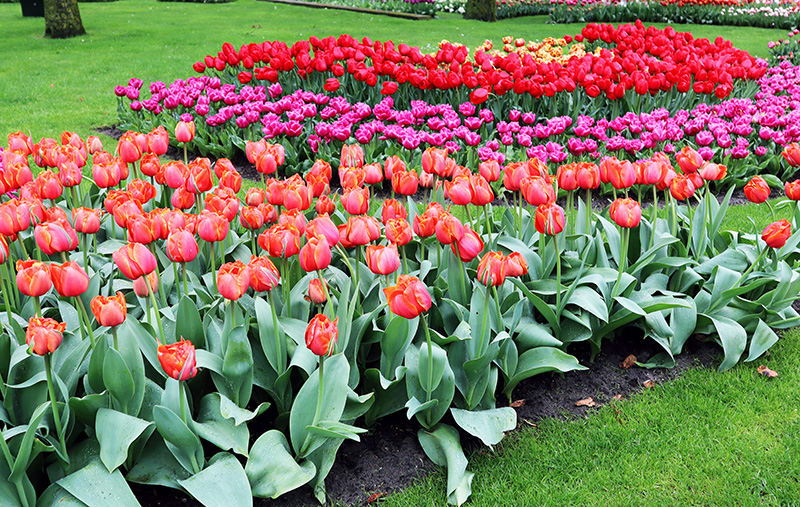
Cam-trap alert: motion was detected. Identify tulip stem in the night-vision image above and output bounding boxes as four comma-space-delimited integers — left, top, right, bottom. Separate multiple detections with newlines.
210, 242, 217, 294
765, 199, 777, 223
477, 285, 490, 358
33, 295, 42, 318
44, 354, 68, 465
173, 262, 180, 299
112, 326, 119, 351
16, 236, 29, 261
179, 381, 188, 426
315, 270, 330, 314
281, 257, 291, 318
651, 186, 658, 250
268, 290, 285, 373
483, 205, 493, 249
400, 246, 409, 274
567, 191, 574, 240
585, 188, 593, 236
354, 247, 363, 298
0, 264, 13, 315
491, 285, 504, 333
465, 205, 474, 231
420, 315, 434, 416
148, 287, 166, 345
182, 262, 188, 298
554, 234, 562, 313
74, 296, 96, 349
148, 245, 168, 308
81, 234, 89, 271
183, 144, 188, 166
611, 227, 630, 302
312, 354, 325, 427
517, 191, 523, 239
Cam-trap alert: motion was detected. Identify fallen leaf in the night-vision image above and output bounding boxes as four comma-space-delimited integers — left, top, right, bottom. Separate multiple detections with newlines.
366, 492, 388, 503
757, 365, 778, 378
611, 394, 624, 401
522, 419, 537, 427
510, 399, 526, 408
252, 24, 262, 28
575, 397, 596, 407
642, 380, 655, 389
620, 355, 637, 369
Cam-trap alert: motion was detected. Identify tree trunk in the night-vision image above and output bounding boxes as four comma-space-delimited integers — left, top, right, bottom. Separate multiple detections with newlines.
44, 0, 85, 39
464, 0, 496, 22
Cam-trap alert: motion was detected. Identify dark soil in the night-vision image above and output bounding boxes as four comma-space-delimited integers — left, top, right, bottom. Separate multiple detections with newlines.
130, 333, 721, 507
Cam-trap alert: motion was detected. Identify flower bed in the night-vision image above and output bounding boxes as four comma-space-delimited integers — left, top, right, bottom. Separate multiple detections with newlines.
4, 23, 800, 507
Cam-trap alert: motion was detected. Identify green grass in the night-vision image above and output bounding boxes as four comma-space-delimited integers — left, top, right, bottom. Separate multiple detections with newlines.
382, 329, 800, 507
0, 2, 783, 143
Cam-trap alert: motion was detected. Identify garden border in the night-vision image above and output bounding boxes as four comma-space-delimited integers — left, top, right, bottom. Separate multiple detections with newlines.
255, 0, 433, 20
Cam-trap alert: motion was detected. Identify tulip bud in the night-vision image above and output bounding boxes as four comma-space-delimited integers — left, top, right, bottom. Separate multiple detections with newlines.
304, 314, 338, 356
217, 261, 251, 301
113, 242, 157, 280
504, 252, 528, 277
609, 198, 642, 229
157, 338, 197, 381
26, 317, 65, 356
744, 176, 770, 204
248, 255, 280, 292
133, 272, 159, 297
306, 278, 327, 304
365, 244, 400, 276
383, 275, 431, 319
91, 291, 127, 328
49, 261, 89, 298
762, 219, 791, 249
16, 259, 52, 297
477, 251, 506, 286
534, 203, 566, 236
299, 235, 332, 272
175, 121, 196, 144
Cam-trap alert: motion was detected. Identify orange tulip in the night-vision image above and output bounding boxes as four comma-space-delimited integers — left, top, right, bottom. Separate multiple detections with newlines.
91, 291, 127, 328
534, 203, 565, 236
744, 176, 770, 204
477, 251, 506, 286
34, 219, 78, 255
248, 255, 280, 292
16, 259, 51, 297
217, 261, 251, 301
762, 219, 791, 249
305, 314, 339, 356
504, 252, 528, 278
306, 278, 327, 304
366, 244, 400, 275
113, 242, 157, 280
785, 179, 800, 200
384, 275, 431, 319
299, 235, 332, 272
26, 317, 65, 356
197, 210, 229, 243
49, 261, 89, 298
157, 338, 197, 381
258, 224, 301, 258
609, 198, 642, 228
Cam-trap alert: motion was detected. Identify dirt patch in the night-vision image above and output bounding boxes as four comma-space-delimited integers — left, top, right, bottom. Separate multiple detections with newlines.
131, 332, 720, 507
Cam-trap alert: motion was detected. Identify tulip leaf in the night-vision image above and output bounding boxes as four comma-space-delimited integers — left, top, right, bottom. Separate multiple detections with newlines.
363, 368, 408, 426
451, 407, 517, 448
216, 326, 253, 407
405, 396, 439, 419
503, 347, 586, 398
290, 354, 350, 458
566, 286, 608, 323
152, 405, 204, 474
380, 316, 417, 380
195, 393, 250, 456
96, 408, 155, 473
103, 348, 135, 412
404, 343, 455, 429
701, 315, 747, 372
447, 247, 469, 306
118, 318, 162, 380
69, 392, 111, 427
305, 420, 367, 441
179, 452, 252, 507
126, 436, 191, 490
509, 278, 559, 333
255, 296, 287, 374
175, 296, 205, 349
418, 341, 448, 394
217, 392, 270, 426
745, 320, 779, 362
57, 459, 140, 507
8, 402, 48, 484
418, 424, 473, 507
669, 300, 697, 356
245, 430, 315, 499
87, 337, 108, 394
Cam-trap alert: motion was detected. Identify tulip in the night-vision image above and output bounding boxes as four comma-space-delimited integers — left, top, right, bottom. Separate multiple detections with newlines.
381, 199, 407, 225
0, 199, 32, 236
35, 219, 79, 256
146, 126, 169, 155
384, 155, 406, 181
534, 203, 565, 236
306, 215, 339, 248
762, 219, 791, 249
73, 207, 102, 234
49, 261, 89, 297
240, 206, 265, 231
92, 159, 122, 189
305, 314, 338, 356
166, 230, 199, 263
503, 162, 530, 192
258, 224, 301, 258
205, 195, 239, 223
786, 180, 800, 201
366, 244, 400, 276
470, 175, 494, 207
157, 338, 197, 381
782, 143, 800, 167
197, 211, 229, 243
306, 172, 330, 197
256, 149, 279, 176
670, 174, 696, 201
477, 251, 506, 286
341, 187, 370, 215
35, 170, 63, 201
413, 211, 437, 238
163, 161, 189, 189
113, 243, 157, 280
385, 218, 413, 246
744, 176, 770, 204
309, 159, 332, 181
245, 187, 266, 207
504, 252, 528, 278
316, 195, 336, 216
363, 163, 383, 185
186, 158, 214, 194
278, 209, 306, 235
171, 187, 196, 211
299, 235, 332, 272
446, 176, 472, 206
118, 132, 142, 165
16, 259, 51, 297
340, 144, 364, 169
610, 198, 642, 228
698, 162, 727, 181
175, 121, 195, 144
91, 291, 127, 328
435, 213, 465, 245
384, 275, 431, 319
133, 272, 158, 297
113, 197, 144, 228
521, 176, 556, 206
479, 160, 500, 183
339, 167, 366, 190
217, 261, 251, 301
391, 170, 419, 196
248, 255, 280, 292
26, 317, 65, 356
453, 226, 484, 262
306, 278, 327, 304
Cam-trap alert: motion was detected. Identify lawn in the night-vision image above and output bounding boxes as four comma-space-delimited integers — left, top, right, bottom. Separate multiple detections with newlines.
2, 2, 797, 506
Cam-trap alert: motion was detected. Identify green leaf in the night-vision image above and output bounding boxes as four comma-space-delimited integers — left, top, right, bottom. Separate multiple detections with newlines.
179, 453, 252, 507
450, 407, 516, 448
255, 296, 286, 374
418, 341, 447, 393
9, 403, 48, 483
566, 286, 608, 322
380, 316, 417, 380
447, 248, 468, 306
218, 393, 270, 427
57, 460, 140, 507
195, 394, 250, 457
152, 405, 204, 474
509, 278, 559, 333
175, 296, 205, 349
418, 424, 474, 506
96, 408, 155, 473
503, 347, 587, 398
745, 320, 779, 363
305, 420, 367, 441
103, 348, 135, 412
218, 326, 253, 407
702, 315, 747, 372
126, 437, 191, 490
245, 430, 315, 499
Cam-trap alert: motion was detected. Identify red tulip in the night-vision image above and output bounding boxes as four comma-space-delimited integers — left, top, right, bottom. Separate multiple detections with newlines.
340, 144, 364, 169
113, 197, 144, 228
479, 160, 500, 183
782, 143, 800, 167
341, 187, 370, 215
278, 209, 306, 235
323, 78, 340, 92
306, 278, 327, 304
363, 163, 384, 185
453, 226, 484, 262
197, 211, 229, 243
92, 159, 122, 189
157, 338, 197, 381
744, 176, 770, 204
118, 132, 142, 164
384, 155, 406, 181
163, 161, 189, 190
422, 147, 448, 177
535, 203, 566, 236
698, 162, 727, 181
366, 244, 400, 275
309, 159, 332, 181
477, 251, 506, 286
385, 218, 413, 246
305, 215, 339, 248
26, 317, 65, 356
35, 170, 63, 200
504, 252, 528, 277
609, 198, 642, 228
391, 170, 419, 196
34, 219, 79, 255
16, 259, 51, 297
133, 272, 159, 297
49, 261, 89, 298
305, 314, 338, 356
503, 162, 530, 192
146, 126, 169, 155
316, 195, 336, 216
113, 242, 157, 280
521, 176, 556, 206
675, 146, 703, 174
0, 199, 32, 236
217, 261, 251, 301
0, 235, 8, 265
239, 206, 265, 231
245, 187, 266, 207
259, 224, 301, 257
166, 230, 199, 264
413, 211, 438, 238
384, 275, 431, 319
306, 172, 330, 197
91, 291, 127, 328
381, 199, 407, 225
470, 175, 494, 206
175, 121, 195, 144
670, 174, 696, 201
785, 179, 800, 200
339, 167, 366, 190
86, 135, 103, 155
299, 235, 332, 272
762, 219, 791, 249
606, 159, 637, 190
7, 131, 33, 156
446, 176, 472, 206
469, 87, 489, 105
435, 213, 465, 245
248, 255, 280, 292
